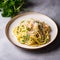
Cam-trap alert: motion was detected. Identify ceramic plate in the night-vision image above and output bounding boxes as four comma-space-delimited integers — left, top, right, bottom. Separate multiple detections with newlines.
5, 12, 58, 49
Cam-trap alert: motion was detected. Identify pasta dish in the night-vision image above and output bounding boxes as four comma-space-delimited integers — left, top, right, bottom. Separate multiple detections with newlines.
12, 18, 51, 46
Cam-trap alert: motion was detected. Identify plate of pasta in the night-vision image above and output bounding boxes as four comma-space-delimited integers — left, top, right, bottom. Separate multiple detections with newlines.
5, 12, 58, 49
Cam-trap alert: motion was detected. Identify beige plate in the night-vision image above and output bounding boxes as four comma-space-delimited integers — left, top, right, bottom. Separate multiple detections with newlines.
5, 12, 58, 49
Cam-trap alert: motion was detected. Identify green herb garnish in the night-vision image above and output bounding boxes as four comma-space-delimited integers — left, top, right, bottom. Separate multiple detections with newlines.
0, 0, 28, 17
23, 34, 30, 41
27, 27, 31, 31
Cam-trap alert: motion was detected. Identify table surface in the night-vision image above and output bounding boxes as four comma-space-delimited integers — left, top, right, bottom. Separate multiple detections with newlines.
0, 0, 60, 60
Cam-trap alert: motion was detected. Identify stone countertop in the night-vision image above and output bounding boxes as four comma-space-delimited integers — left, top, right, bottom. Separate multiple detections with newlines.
0, 0, 60, 60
